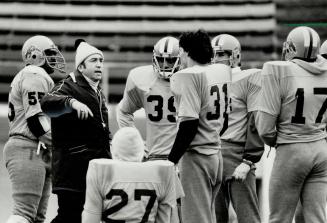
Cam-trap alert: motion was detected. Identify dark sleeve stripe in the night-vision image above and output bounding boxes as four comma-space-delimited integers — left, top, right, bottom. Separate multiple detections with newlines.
27, 114, 46, 138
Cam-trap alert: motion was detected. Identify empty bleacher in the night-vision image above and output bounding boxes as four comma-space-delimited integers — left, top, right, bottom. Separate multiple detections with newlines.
275, 0, 327, 56
0, 0, 276, 102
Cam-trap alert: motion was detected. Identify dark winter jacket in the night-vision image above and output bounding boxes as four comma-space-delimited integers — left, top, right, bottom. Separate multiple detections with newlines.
41, 70, 111, 193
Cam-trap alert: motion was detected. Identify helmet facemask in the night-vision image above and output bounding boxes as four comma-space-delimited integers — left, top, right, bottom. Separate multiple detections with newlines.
44, 48, 66, 73
211, 34, 241, 68
212, 49, 230, 65
320, 40, 327, 59
152, 36, 181, 79
22, 35, 66, 73
282, 40, 297, 61
153, 53, 180, 79
281, 26, 320, 62
212, 48, 240, 68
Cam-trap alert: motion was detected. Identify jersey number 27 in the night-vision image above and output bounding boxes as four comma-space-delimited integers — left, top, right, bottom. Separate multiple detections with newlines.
102, 189, 157, 223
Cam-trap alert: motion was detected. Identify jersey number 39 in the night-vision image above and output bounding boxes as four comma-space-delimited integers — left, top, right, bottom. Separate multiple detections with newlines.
147, 95, 176, 122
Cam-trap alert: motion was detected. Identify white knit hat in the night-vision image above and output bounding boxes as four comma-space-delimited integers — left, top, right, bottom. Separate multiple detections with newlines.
111, 127, 145, 162
75, 42, 103, 69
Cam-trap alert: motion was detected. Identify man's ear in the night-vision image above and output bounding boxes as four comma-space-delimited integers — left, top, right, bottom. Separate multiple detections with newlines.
77, 63, 84, 73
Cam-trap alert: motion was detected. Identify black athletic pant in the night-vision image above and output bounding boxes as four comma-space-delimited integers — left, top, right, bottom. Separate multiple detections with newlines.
51, 190, 85, 223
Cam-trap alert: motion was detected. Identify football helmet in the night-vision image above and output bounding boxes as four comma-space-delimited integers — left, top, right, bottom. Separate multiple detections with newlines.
211, 34, 241, 68
22, 35, 66, 73
153, 36, 181, 79
320, 39, 327, 58
282, 26, 320, 61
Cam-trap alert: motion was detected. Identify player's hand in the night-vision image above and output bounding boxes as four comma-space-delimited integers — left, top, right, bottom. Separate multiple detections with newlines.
71, 99, 94, 120
232, 163, 251, 182
39, 131, 52, 146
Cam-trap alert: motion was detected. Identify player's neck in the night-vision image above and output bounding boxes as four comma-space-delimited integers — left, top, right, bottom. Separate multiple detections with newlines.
187, 58, 208, 68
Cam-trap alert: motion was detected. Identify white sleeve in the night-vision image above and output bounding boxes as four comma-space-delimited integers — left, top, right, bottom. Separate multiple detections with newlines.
116, 101, 136, 128
247, 71, 262, 112
82, 211, 101, 223
156, 167, 183, 223
257, 63, 281, 116
116, 74, 143, 128
155, 203, 173, 223
255, 111, 277, 147
170, 73, 201, 119
82, 162, 103, 223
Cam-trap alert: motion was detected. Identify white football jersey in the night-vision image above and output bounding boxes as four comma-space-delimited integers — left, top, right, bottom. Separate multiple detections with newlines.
83, 159, 184, 223
170, 63, 232, 155
221, 68, 261, 143
8, 65, 54, 140
257, 58, 327, 144
118, 65, 178, 156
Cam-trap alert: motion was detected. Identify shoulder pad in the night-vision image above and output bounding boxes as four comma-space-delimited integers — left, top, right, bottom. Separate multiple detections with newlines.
177, 65, 204, 74
23, 65, 47, 76
128, 65, 157, 90
89, 159, 174, 182
22, 65, 53, 83
233, 68, 261, 82
265, 60, 291, 67
207, 63, 232, 83
90, 158, 173, 168
262, 61, 295, 78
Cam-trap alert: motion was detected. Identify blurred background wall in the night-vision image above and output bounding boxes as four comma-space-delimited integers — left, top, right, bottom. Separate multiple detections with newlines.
0, 0, 326, 103
0, 0, 278, 103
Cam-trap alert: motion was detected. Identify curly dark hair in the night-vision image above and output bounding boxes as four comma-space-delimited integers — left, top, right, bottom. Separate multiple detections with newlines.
179, 29, 213, 64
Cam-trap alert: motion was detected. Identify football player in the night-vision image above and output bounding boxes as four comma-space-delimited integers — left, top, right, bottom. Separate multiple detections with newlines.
256, 26, 327, 222
320, 39, 327, 59
294, 38, 327, 223
82, 127, 184, 223
116, 36, 181, 160
211, 34, 263, 223
3, 35, 65, 223
167, 29, 232, 223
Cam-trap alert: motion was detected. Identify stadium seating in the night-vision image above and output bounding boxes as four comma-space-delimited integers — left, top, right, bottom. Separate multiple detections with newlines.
0, 0, 276, 102
275, 0, 327, 57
